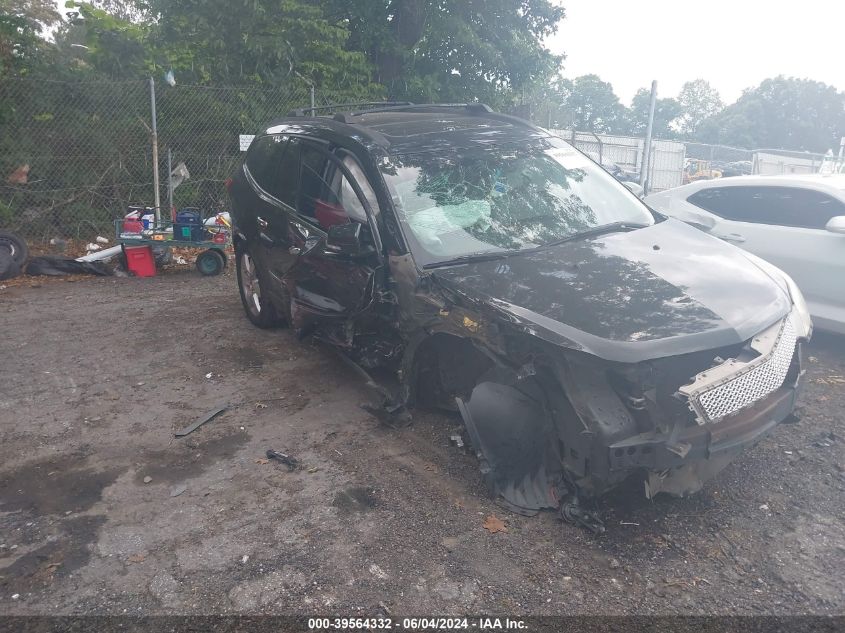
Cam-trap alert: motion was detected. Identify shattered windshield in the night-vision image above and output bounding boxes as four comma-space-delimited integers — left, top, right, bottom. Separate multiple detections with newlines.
381, 142, 655, 266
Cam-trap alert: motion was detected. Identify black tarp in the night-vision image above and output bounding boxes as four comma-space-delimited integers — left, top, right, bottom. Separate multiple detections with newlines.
25, 256, 112, 277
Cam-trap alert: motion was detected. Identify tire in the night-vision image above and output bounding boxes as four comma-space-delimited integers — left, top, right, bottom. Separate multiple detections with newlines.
235, 241, 284, 328
0, 231, 29, 266
0, 248, 21, 281
196, 249, 225, 276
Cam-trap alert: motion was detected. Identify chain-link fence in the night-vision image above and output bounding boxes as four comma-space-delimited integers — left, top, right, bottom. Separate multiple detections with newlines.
3, 78, 834, 245
551, 129, 686, 192
1, 79, 151, 242
684, 142, 752, 164
0, 78, 313, 244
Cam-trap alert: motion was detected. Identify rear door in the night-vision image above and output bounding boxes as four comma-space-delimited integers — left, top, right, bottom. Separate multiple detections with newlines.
240, 134, 288, 255
257, 136, 301, 285
687, 185, 845, 321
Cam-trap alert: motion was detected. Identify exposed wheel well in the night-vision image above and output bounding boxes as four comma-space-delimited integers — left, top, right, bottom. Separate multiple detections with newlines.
410, 333, 494, 411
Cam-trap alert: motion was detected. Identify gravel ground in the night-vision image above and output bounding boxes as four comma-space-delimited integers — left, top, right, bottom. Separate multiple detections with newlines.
0, 270, 843, 615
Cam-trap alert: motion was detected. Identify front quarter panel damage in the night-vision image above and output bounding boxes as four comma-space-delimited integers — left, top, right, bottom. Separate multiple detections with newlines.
387, 263, 803, 519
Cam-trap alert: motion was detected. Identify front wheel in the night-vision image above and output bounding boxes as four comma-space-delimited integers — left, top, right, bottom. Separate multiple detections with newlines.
235, 242, 284, 328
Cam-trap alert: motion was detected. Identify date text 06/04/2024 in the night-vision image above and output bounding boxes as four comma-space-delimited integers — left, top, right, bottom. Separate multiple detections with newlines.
307, 617, 527, 630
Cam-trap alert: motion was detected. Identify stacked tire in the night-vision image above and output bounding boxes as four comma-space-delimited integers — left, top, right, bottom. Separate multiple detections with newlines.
0, 231, 28, 281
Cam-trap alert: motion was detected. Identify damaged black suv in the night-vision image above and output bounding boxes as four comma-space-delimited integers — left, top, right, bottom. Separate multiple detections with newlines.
229, 103, 811, 527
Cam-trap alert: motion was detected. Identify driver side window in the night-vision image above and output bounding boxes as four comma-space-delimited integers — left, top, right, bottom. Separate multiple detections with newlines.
335, 155, 380, 224
310, 155, 379, 231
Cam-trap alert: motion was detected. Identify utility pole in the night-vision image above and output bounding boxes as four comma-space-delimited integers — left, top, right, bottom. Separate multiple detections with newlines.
640, 80, 657, 194
149, 76, 161, 224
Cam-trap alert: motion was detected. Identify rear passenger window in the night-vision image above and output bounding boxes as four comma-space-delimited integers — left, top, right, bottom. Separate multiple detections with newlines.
270, 137, 300, 208
245, 135, 287, 193
687, 186, 845, 229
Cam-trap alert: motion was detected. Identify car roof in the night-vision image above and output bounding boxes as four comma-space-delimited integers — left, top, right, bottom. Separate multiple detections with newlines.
649, 174, 845, 199
262, 104, 551, 155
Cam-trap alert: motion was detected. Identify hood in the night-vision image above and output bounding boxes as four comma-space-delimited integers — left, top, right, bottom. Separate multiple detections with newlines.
430, 219, 791, 363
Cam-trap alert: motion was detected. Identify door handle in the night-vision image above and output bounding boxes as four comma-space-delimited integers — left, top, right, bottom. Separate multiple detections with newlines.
259, 232, 275, 247
289, 246, 301, 255
257, 216, 269, 229
716, 232, 746, 244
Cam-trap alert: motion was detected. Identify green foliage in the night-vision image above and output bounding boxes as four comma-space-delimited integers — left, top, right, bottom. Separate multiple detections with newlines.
557, 75, 627, 133
0, 0, 60, 80
677, 79, 723, 138
627, 88, 682, 138
67, 2, 156, 77
696, 76, 845, 151
326, 0, 565, 107
147, 0, 378, 96
0, 0, 62, 30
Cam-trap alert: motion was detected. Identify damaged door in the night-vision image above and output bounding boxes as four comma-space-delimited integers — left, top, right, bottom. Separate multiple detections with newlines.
285, 147, 381, 332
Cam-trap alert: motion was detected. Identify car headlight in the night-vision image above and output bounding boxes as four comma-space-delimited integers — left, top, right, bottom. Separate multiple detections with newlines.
743, 252, 813, 339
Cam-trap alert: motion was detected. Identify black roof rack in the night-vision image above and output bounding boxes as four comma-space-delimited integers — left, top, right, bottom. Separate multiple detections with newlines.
280, 101, 545, 142
332, 103, 495, 123
288, 102, 414, 117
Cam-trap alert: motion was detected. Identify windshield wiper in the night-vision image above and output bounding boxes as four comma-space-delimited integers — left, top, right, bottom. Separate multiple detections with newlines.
538, 221, 649, 249
422, 250, 522, 269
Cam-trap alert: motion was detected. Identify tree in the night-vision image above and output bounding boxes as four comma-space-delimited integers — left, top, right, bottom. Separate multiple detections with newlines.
60, 1, 380, 97
0, 0, 61, 30
627, 88, 682, 138
322, 0, 565, 106
0, 0, 62, 78
559, 74, 626, 133
677, 79, 723, 137
696, 76, 845, 151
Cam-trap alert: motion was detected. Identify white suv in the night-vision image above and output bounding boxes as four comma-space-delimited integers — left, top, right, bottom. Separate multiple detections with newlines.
646, 175, 845, 334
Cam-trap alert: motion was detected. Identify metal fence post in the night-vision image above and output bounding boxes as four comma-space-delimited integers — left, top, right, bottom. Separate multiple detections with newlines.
310, 85, 315, 115
640, 80, 657, 194
149, 76, 161, 224
167, 146, 173, 222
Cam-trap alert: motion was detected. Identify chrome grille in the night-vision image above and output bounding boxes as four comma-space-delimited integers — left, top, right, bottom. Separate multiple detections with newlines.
695, 315, 797, 422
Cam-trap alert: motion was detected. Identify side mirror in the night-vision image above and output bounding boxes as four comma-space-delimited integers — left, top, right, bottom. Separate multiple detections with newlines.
825, 216, 845, 234
325, 222, 365, 256
622, 181, 644, 198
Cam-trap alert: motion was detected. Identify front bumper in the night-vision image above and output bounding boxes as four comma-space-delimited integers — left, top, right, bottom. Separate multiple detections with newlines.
606, 342, 805, 495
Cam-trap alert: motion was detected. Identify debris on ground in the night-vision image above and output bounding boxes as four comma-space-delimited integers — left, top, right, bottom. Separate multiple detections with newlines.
560, 501, 606, 534
814, 375, 845, 385
174, 405, 228, 437
170, 484, 187, 497
266, 449, 299, 471
25, 256, 111, 277
143, 476, 152, 484
76, 245, 122, 263
127, 554, 145, 564
482, 514, 508, 534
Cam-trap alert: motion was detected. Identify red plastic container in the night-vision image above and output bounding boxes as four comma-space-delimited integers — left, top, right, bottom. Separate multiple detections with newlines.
123, 218, 143, 233
123, 244, 156, 277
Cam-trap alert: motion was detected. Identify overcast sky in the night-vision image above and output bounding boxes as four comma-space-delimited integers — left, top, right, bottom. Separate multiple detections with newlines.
545, 0, 845, 105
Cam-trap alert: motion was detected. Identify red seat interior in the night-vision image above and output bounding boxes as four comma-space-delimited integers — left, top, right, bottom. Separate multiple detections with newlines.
314, 199, 349, 230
